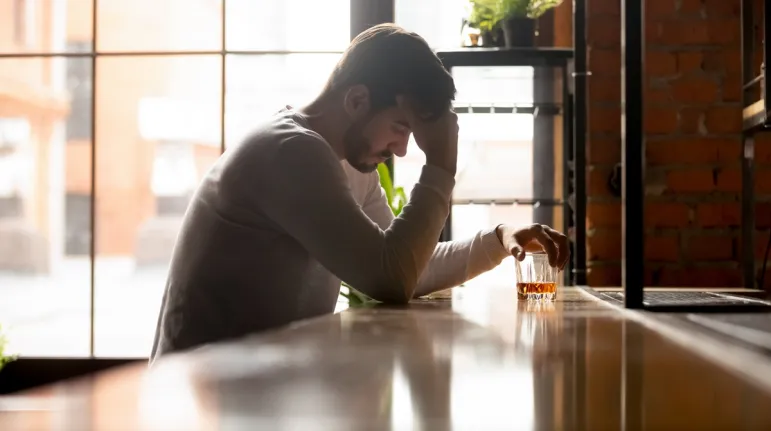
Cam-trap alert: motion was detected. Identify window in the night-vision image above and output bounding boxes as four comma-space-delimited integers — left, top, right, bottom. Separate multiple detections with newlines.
12, 0, 38, 48
0, 0, 350, 359
65, 193, 90, 255
66, 43, 92, 141
13, 0, 25, 46
395, 0, 467, 49
0, 60, 91, 356
225, 54, 341, 146
0, 119, 30, 219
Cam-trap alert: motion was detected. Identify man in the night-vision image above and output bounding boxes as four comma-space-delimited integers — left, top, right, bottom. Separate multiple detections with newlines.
151, 24, 569, 361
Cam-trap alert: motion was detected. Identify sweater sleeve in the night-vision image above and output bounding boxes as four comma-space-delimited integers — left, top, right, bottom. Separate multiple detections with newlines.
361, 169, 510, 298
251, 134, 454, 303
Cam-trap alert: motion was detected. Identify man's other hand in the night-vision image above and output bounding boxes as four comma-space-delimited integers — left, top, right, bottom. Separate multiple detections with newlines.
496, 224, 570, 270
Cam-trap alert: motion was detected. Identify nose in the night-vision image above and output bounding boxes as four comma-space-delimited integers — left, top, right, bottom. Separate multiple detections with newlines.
390, 136, 409, 158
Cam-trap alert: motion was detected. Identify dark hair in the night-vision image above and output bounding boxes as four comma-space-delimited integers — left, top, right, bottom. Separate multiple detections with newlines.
323, 23, 456, 121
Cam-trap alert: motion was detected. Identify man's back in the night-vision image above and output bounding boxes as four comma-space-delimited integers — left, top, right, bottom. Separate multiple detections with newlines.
151, 109, 354, 361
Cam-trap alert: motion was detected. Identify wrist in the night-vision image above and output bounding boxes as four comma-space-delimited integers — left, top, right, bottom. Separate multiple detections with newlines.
495, 224, 507, 246
425, 156, 456, 176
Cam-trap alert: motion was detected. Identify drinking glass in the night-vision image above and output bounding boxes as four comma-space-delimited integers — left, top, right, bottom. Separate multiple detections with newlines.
515, 252, 558, 301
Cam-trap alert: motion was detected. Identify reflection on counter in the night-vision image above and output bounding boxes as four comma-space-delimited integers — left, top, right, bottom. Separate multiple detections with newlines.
1, 288, 771, 430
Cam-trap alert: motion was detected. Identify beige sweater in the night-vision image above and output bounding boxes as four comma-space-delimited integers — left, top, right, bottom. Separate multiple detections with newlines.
150, 108, 509, 361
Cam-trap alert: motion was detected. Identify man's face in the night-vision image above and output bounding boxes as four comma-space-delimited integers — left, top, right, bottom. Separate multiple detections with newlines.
343, 106, 411, 173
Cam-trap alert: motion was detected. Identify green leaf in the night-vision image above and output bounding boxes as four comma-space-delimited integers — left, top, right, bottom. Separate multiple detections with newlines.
468, 0, 563, 26
0, 324, 16, 372
377, 163, 395, 206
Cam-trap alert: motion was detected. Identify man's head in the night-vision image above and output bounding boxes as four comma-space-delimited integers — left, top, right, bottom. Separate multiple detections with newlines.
322, 24, 456, 173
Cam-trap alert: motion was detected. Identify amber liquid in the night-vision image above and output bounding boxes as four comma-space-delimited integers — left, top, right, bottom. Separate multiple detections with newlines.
517, 282, 557, 300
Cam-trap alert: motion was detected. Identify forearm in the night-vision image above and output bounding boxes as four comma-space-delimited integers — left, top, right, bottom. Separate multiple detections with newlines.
413, 227, 509, 298
351, 168, 454, 302
256, 137, 454, 304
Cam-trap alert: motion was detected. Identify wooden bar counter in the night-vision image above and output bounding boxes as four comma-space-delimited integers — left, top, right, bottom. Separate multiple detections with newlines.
2, 285, 771, 430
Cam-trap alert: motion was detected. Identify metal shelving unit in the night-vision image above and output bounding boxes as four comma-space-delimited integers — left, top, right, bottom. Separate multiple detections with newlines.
352, 0, 588, 286
620, 0, 771, 311
437, 39, 587, 286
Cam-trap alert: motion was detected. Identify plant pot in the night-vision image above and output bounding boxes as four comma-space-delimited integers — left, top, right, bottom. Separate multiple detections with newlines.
501, 17, 536, 47
481, 27, 505, 47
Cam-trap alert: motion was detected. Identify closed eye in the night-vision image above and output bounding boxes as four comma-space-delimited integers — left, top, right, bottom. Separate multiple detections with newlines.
392, 122, 411, 136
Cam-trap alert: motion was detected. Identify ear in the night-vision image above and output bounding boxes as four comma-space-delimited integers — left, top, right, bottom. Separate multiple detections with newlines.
342, 84, 371, 119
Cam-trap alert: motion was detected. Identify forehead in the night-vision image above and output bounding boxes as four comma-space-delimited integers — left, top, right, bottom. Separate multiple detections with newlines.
373, 106, 410, 128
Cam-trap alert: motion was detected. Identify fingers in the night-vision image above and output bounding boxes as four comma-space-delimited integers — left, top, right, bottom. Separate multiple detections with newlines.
544, 226, 571, 270
530, 225, 559, 267
398, 95, 457, 126
510, 245, 526, 261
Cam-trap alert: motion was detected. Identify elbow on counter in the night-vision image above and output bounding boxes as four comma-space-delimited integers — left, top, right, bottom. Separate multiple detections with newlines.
346, 276, 417, 305
344, 247, 421, 304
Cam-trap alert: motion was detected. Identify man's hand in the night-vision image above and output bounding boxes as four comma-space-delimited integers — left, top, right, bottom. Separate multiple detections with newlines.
496, 224, 570, 269
397, 96, 458, 176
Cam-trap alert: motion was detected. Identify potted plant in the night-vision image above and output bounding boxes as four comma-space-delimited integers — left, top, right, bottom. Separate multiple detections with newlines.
339, 163, 407, 307
466, 0, 504, 47
468, 0, 563, 48
0, 324, 15, 373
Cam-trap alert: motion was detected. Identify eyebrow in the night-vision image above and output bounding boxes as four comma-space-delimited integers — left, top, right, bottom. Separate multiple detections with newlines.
395, 120, 411, 130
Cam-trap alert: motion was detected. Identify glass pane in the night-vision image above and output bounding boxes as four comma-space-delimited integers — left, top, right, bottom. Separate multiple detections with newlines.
225, 54, 341, 146
394, 113, 534, 197
451, 204, 529, 287
0, 0, 93, 54
96, 0, 222, 52
0, 57, 92, 357
453, 66, 535, 106
94, 55, 221, 357
226, 0, 349, 52
395, 0, 466, 49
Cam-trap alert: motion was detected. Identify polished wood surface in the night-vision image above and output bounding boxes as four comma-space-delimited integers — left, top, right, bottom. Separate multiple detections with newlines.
2, 286, 771, 430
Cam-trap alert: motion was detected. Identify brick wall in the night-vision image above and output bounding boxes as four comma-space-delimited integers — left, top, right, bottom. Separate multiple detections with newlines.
584, 0, 771, 288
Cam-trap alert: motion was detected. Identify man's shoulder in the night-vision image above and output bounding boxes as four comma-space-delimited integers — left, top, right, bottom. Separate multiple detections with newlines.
239, 109, 326, 151
221, 109, 334, 172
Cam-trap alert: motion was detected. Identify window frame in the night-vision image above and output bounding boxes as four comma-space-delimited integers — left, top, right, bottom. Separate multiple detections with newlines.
0, 0, 364, 359
0, 0, 569, 359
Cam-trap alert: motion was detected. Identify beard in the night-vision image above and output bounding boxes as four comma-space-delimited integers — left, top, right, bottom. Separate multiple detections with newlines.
343, 118, 391, 173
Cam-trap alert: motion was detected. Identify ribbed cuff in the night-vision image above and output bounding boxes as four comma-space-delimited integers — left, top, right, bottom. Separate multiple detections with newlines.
481, 225, 510, 262
417, 164, 455, 202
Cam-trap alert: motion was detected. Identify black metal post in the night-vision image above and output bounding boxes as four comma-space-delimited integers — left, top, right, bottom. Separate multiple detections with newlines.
622, 0, 645, 308
741, 136, 756, 290
740, 0, 762, 289
765, 0, 771, 118
534, 66, 556, 228
741, 0, 756, 290
572, 0, 588, 286
564, 65, 574, 286
350, 0, 394, 39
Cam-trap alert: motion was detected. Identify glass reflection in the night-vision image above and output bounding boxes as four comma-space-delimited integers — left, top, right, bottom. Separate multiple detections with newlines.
0, 57, 91, 357
96, 0, 222, 52
93, 55, 221, 357
0, 0, 92, 54
226, 0, 349, 52
225, 54, 341, 147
